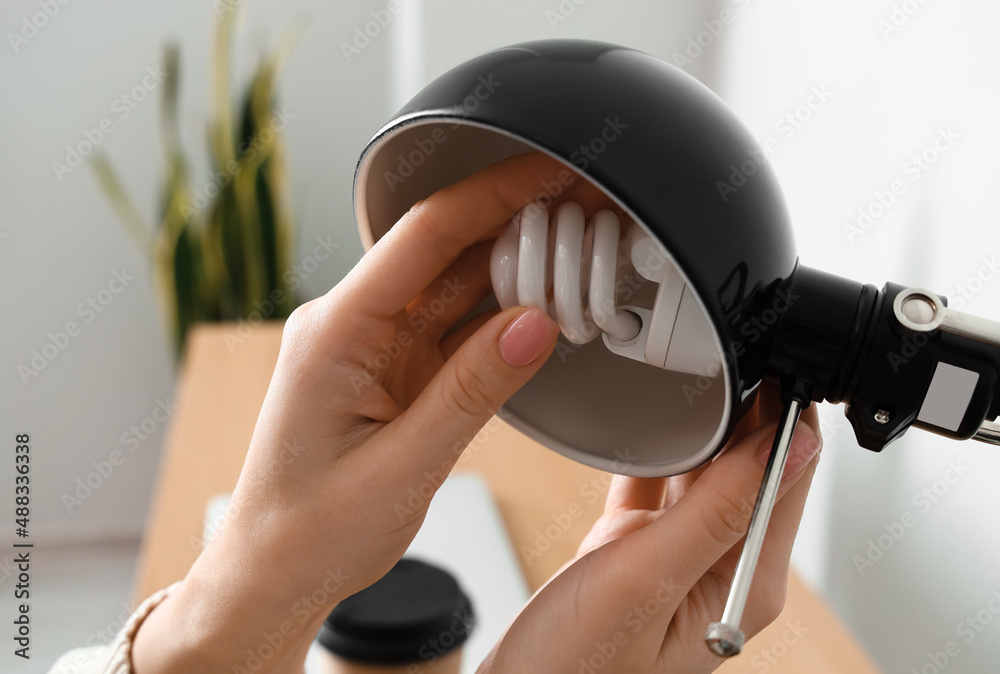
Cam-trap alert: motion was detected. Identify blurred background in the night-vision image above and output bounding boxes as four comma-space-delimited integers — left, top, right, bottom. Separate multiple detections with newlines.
2, 0, 1000, 671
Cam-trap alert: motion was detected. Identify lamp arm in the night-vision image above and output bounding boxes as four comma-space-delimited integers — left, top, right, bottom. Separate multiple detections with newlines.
892, 287, 1000, 446
704, 273, 1000, 657
975, 420, 1000, 445
759, 265, 1000, 452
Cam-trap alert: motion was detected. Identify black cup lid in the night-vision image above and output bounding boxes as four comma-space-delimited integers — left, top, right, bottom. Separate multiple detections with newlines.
317, 558, 475, 665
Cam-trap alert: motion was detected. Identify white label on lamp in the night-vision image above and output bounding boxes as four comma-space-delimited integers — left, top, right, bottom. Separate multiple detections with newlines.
916, 362, 980, 432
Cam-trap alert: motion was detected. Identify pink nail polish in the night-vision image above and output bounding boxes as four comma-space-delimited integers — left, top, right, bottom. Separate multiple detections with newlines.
499, 307, 557, 367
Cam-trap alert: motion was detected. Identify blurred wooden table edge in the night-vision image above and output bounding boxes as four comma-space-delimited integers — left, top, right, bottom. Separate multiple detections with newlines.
134, 321, 882, 674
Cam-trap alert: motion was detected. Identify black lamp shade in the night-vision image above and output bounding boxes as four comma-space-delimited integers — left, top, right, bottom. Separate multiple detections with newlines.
354, 40, 799, 476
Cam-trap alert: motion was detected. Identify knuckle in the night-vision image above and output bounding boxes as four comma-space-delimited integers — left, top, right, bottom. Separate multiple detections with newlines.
406, 199, 465, 260
701, 486, 754, 546
280, 300, 322, 362
283, 300, 317, 341
445, 360, 493, 417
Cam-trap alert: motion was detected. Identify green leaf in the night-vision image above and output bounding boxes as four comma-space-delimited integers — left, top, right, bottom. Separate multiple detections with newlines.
89, 153, 152, 257
93, 7, 307, 360
160, 44, 181, 161
209, 4, 239, 172
172, 224, 199, 357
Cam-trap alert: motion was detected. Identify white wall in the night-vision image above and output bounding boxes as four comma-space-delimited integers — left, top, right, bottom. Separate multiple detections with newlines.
0, 0, 391, 542
419, 0, 718, 83
718, 1, 1000, 671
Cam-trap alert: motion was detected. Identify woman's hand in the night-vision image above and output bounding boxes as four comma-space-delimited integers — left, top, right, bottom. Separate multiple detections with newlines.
132, 152, 589, 673
479, 385, 822, 674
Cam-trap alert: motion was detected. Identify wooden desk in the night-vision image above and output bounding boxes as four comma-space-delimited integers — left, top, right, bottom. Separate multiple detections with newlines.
135, 322, 881, 673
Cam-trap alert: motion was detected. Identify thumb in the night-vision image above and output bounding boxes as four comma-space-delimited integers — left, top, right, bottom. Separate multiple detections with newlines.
384, 305, 559, 473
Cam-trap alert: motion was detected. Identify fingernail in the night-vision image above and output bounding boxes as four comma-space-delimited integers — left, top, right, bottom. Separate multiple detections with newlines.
499, 306, 558, 367
758, 422, 822, 478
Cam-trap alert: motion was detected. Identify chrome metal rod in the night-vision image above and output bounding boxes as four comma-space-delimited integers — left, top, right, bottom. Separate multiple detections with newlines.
705, 397, 803, 657
974, 420, 1000, 446
893, 288, 1000, 449
894, 287, 1000, 348
940, 310, 1000, 348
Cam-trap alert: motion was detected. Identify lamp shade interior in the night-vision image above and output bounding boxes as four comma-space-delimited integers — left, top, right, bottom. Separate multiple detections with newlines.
355, 120, 732, 477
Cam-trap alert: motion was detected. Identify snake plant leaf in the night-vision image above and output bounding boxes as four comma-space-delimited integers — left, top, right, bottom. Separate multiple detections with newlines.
265, 142, 296, 317
155, 163, 201, 355
171, 224, 201, 357
255, 162, 280, 304
92, 5, 304, 360
89, 153, 152, 257
221, 183, 256, 317
160, 44, 181, 165
233, 22, 306, 317
209, 2, 239, 173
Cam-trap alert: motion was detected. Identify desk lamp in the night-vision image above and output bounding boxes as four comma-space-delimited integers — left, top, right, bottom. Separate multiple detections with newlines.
353, 39, 1000, 657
